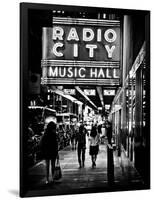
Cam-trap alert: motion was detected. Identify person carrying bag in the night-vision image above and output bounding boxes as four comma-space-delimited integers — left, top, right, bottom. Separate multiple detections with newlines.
53, 154, 62, 180
39, 121, 58, 184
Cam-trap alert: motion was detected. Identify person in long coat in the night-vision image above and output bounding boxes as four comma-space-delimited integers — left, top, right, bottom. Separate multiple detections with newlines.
40, 121, 58, 184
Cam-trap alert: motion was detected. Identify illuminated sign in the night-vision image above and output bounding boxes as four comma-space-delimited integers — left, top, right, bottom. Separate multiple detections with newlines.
41, 17, 121, 85
64, 89, 76, 95
105, 105, 111, 110
103, 89, 115, 96
84, 89, 96, 96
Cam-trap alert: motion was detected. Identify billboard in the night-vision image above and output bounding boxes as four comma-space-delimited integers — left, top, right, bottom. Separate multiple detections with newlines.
41, 17, 121, 85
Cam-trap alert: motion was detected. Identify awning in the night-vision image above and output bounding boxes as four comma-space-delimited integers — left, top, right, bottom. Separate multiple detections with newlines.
28, 106, 56, 113
51, 89, 83, 105
56, 112, 78, 117
75, 86, 97, 109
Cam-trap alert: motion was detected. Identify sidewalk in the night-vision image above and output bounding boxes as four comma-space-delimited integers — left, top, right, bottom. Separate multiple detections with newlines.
27, 139, 145, 196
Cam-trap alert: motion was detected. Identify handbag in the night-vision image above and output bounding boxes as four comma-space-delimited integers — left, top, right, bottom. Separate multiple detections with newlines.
53, 155, 62, 180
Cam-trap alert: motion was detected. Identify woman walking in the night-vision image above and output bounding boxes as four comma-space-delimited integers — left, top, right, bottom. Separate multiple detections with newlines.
40, 121, 58, 184
89, 125, 100, 168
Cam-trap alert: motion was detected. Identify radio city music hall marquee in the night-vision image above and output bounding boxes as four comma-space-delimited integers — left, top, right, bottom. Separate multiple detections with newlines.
41, 17, 121, 85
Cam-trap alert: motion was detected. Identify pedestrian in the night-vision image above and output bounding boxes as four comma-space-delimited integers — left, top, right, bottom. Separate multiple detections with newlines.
89, 125, 100, 168
100, 121, 106, 144
97, 123, 102, 135
74, 125, 79, 150
106, 121, 112, 145
70, 125, 76, 150
40, 121, 58, 184
76, 124, 86, 168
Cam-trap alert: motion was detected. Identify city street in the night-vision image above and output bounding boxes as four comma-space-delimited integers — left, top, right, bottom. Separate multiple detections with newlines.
27, 138, 145, 197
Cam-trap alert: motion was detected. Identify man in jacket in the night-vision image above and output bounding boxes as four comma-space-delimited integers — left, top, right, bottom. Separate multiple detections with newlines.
76, 124, 86, 168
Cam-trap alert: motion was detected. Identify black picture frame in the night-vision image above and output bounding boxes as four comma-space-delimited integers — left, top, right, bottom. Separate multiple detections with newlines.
20, 2, 150, 197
